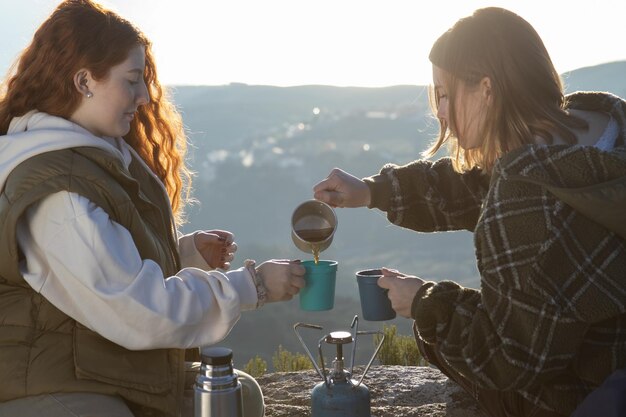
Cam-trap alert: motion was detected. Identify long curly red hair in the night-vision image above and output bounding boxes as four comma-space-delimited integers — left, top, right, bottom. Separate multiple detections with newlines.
0, 0, 192, 223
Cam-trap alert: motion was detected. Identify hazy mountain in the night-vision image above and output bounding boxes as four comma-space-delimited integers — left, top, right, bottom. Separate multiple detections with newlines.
562, 61, 626, 97
171, 61, 625, 369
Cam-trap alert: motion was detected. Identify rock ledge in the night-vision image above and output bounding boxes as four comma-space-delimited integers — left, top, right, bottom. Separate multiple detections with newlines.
258, 365, 485, 417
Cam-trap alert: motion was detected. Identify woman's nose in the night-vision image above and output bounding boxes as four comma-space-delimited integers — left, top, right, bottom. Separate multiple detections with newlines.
136, 82, 150, 107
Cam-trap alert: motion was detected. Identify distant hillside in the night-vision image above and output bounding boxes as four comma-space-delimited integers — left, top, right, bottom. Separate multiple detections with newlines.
562, 61, 626, 96
171, 61, 625, 369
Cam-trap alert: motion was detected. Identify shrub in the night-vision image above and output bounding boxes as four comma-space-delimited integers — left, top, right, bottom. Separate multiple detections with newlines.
272, 345, 315, 372
374, 324, 427, 366
243, 355, 268, 377
241, 325, 426, 378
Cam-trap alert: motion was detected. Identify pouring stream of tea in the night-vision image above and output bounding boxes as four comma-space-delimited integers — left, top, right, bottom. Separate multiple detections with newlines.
295, 227, 334, 264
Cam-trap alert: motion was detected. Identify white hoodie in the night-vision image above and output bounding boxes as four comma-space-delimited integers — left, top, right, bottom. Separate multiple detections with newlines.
2, 112, 258, 350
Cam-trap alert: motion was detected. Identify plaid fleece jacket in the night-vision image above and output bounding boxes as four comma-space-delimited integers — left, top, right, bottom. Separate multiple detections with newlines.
364, 92, 626, 415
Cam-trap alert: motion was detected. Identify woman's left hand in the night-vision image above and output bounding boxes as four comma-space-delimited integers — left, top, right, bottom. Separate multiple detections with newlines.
256, 259, 306, 302
194, 230, 237, 270
377, 267, 425, 318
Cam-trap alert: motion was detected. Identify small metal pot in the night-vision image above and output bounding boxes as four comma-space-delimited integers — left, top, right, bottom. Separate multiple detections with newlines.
291, 200, 337, 254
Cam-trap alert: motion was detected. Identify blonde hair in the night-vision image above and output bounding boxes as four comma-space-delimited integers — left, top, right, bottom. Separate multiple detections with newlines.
0, 0, 192, 224
425, 7, 586, 173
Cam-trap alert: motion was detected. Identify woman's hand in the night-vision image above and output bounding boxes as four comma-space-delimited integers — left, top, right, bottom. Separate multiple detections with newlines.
256, 260, 306, 302
194, 230, 237, 270
313, 168, 371, 208
377, 267, 425, 318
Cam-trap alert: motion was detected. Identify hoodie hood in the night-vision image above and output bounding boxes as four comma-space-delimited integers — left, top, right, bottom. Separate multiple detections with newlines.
0, 111, 125, 191
501, 146, 626, 240
495, 92, 626, 239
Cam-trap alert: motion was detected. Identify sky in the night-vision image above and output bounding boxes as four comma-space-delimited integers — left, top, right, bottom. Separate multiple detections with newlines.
1, 0, 625, 87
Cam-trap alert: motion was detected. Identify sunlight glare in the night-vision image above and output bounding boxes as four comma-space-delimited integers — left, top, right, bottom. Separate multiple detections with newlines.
4, 0, 626, 87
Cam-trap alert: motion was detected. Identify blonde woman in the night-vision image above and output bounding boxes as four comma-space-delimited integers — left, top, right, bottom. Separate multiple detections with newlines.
314, 7, 626, 417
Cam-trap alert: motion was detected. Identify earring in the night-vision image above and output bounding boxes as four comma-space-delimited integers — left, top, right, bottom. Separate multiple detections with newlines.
86, 92, 93, 98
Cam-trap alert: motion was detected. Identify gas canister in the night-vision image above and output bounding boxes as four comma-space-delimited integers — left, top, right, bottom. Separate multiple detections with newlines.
294, 316, 385, 417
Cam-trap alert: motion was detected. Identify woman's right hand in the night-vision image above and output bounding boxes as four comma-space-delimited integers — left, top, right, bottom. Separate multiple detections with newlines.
313, 168, 371, 208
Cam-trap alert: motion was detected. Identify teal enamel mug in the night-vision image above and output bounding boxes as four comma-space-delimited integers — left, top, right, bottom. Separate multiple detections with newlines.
299, 260, 338, 311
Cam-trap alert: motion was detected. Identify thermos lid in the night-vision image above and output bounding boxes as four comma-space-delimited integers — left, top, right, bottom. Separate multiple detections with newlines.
200, 346, 233, 365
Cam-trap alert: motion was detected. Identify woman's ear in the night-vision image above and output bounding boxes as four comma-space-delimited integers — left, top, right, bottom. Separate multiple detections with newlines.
480, 76, 492, 105
73, 69, 93, 98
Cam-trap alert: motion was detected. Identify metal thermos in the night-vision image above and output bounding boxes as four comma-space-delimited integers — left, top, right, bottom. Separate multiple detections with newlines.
194, 346, 243, 417
294, 316, 385, 417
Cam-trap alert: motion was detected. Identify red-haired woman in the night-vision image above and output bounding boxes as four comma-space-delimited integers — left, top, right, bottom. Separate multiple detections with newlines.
0, 1, 304, 416
314, 7, 626, 417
